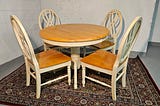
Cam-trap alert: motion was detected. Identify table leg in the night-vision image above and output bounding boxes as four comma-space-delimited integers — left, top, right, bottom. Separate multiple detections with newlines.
71, 47, 80, 89
71, 47, 80, 69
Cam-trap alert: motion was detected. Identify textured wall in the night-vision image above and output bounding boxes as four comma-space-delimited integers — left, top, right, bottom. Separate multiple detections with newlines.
0, 0, 157, 65
0, 0, 42, 64
41, 0, 156, 52
150, 1, 160, 42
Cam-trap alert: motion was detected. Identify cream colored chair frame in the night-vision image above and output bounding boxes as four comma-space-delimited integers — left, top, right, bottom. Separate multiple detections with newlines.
93, 9, 123, 54
11, 15, 71, 98
38, 9, 61, 51
81, 16, 142, 100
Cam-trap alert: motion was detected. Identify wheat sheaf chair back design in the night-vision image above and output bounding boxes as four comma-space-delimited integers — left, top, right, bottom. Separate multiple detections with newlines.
39, 8, 61, 29
81, 16, 142, 100
93, 9, 123, 54
10, 15, 71, 98
39, 9, 61, 51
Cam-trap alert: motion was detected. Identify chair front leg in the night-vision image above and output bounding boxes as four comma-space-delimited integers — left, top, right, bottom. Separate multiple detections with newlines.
36, 73, 41, 99
25, 59, 30, 86
122, 65, 127, 87
67, 64, 71, 85
111, 73, 117, 101
82, 65, 86, 87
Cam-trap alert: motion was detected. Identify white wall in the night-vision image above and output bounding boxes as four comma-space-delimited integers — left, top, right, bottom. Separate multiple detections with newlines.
0, 0, 42, 65
150, 1, 160, 42
41, 0, 156, 52
0, 0, 157, 65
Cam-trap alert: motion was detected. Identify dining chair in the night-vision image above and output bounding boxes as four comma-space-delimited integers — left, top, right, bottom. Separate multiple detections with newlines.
92, 9, 123, 54
11, 15, 71, 99
38, 9, 61, 51
81, 16, 142, 100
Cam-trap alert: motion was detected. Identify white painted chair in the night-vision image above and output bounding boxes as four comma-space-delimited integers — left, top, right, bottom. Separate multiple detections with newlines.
38, 9, 61, 51
81, 16, 142, 100
92, 9, 123, 54
11, 15, 71, 99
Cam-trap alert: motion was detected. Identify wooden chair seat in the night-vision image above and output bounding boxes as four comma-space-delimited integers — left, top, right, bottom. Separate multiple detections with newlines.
93, 40, 114, 50
81, 50, 116, 70
36, 49, 71, 69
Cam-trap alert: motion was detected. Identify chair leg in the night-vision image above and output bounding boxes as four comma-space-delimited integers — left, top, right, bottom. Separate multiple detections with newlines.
25, 59, 30, 86
111, 74, 117, 100
122, 66, 127, 87
82, 65, 86, 87
67, 64, 71, 85
36, 73, 41, 99
112, 46, 116, 54
74, 61, 77, 89
43, 43, 48, 51
83, 47, 86, 57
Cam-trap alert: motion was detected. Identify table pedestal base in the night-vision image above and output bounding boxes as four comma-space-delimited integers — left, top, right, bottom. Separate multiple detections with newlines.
71, 47, 81, 89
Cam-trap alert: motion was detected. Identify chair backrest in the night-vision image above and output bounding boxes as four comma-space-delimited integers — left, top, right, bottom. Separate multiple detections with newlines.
10, 15, 39, 70
115, 16, 142, 67
103, 9, 123, 42
38, 9, 61, 30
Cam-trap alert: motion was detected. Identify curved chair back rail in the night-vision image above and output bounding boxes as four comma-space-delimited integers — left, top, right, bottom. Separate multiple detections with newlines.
103, 9, 123, 40
38, 9, 61, 51
92, 9, 123, 54
116, 16, 142, 65
38, 8, 61, 30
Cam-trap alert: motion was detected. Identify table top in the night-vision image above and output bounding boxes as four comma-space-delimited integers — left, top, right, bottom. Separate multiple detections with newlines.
39, 24, 110, 47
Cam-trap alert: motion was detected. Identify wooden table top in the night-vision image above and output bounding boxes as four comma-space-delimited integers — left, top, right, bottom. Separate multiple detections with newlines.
40, 24, 110, 42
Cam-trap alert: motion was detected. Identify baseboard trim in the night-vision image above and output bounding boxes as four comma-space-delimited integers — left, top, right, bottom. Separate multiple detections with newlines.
148, 42, 160, 46
35, 46, 44, 53
129, 51, 146, 58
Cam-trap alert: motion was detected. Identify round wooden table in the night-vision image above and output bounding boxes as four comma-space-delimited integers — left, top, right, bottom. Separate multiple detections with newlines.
40, 24, 110, 89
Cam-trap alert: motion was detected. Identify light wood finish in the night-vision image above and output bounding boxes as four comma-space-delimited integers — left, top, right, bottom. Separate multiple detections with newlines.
38, 9, 61, 51
93, 40, 114, 50
81, 16, 142, 100
81, 50, 117, 70
40, 24, 109, 42
36, 50, 71, 69
11, 15, 71, 99
93, 9, 123, 54
40, 24, 110, 89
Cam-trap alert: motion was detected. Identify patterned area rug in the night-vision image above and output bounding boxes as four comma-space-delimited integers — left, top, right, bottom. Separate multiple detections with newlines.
0, 56, 159, 106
